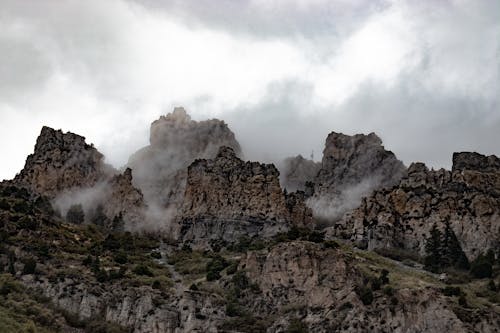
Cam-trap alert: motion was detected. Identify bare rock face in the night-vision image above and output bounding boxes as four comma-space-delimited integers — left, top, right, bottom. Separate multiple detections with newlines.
127, 107, 241, 209
102, 168, 146, 229
280, 155, 320, 192
14, 126, 113, 197
330, 152, 500, 259
14, 126, 146, 230
239, 241, 497, 333
308, 131, 406, 221
179, 147, 312, 247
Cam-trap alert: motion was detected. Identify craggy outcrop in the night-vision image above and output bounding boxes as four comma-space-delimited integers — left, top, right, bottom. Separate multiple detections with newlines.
239, 241, 499, 333
329, 152, 500, 259
102, 168, 146, 229
14, 126, 113, 197
128, 107, 241, 209
307, 132, 406, 221
14, 126, 146, 230
179, 147, 312, 247
280, 155, 320, 193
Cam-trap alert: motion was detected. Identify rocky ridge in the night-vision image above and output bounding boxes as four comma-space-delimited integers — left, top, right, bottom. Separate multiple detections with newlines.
179, 146, 312, 247
310, 132, 406, 221
329, 152, 500, 259
14, 126, 113, 197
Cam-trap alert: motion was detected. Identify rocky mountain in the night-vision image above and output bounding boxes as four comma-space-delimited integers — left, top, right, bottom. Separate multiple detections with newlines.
12, 126, 146, 230
1, 112, 499, 333
14, 126, 113, 197
179, 146, 312, 248
280, 132, 406, 222
128, 107, 241, 209
329, 152, 500, 260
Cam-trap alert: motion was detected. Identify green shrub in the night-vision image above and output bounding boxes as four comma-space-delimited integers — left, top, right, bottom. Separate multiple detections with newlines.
18, 216, 38, 230
458, 294, 467, 307
383, 286, 394, 296
206, 255, 228, 281
226, 300, 244, 317
442, 286, 462, 297
221, 315, 268, 333
226, 261, 238, 275
95, 269, 109, 283
0, 275, 24, 296
379, 269, 390, 285
307, 231, 324, 243
323, 240, 339, 249
356, 286, 373, 305
232, 271, 249, 290
150, 251, 161, 259
470, 254, 493, 279
370, 277, 381, 291
113, 252, 128, 265
487, 280, 497, 292
83, 255, 93, 266
286, 318, 309, 333
102, 234, 122, 250
0, 199, 10, 210
133, 264, 154, 277
22, 258, 37, 275
13, 200, 31, 214
108, 267, 126, 280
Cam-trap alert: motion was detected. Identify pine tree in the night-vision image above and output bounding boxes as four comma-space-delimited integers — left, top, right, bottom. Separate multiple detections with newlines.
443, 222, 469, 270
424, 224, 442, 273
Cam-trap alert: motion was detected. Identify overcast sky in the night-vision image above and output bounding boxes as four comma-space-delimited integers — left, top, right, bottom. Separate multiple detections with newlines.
1, 0, 499, 180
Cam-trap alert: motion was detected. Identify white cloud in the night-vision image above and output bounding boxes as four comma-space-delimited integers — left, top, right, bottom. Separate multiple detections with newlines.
0, 0, 498, 180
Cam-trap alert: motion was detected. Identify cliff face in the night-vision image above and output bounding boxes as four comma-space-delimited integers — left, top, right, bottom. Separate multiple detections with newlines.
330, 152, 500, 259
14, 126, 113, 197
13, 126, 146, 229
179, 147, 312, 247
103, 168, 146, 229
289, 132, 406, 221
127, 107, 241, 209
238, 241, 498, 333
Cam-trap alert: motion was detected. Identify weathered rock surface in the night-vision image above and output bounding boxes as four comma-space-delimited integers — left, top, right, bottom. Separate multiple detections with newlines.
14, 126, 113, 197
20, 275, 225, 333
102, 168, 146, 229
240, 241, 499, 333
128, 107, 241, 209
13, 126, 146, 229
179, 147, 312, 246
308, 132, 406, 221
329, 152, 500, 259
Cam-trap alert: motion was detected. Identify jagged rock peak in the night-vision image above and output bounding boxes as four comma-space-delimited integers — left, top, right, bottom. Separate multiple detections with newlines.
319, 131, 404, 184
149, 107, 241, 154
323, 131, 382, 161
216, 146, 238, 160
308, 131, 406, 221
128, 107, 242, 208
179, 147, 312, 247
332, 151, 500, 260
14, 126, 112, 197
452, 151, 500, 172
